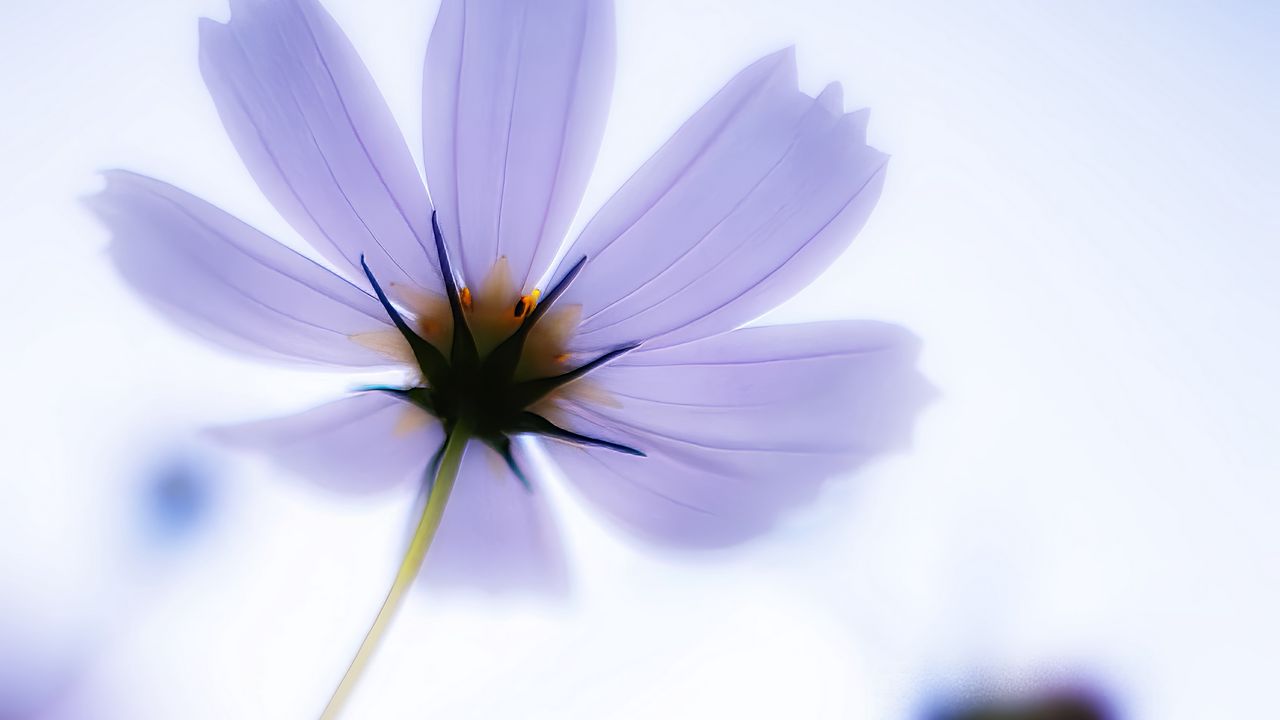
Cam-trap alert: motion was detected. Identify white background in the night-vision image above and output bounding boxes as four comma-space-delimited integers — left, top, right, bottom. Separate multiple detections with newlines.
1, 1, 1277, 718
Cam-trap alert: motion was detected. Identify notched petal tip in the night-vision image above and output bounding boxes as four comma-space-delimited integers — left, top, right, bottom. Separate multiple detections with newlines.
83, 168, 132, 199
768, 44, 798, 66
728, 45, 798, 92
80, 180, 113, 216
223, 0, 261, 24
196, 15, 228, 34
195, 15, 236, 59
83, 170, 152, 232
816, 81, 844, 114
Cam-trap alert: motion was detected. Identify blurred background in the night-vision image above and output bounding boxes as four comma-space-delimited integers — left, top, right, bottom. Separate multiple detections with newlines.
2, 0, 1277, 718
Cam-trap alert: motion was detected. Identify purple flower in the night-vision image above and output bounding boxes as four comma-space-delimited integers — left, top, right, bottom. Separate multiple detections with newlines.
89, 0, 929, 711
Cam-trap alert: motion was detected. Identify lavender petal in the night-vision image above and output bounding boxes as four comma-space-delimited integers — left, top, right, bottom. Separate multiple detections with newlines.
421, 440, 567, 594
88, 170, 399, 367
423, 0, 615, 290
209, 392, 439, 494
552, 49, 887, 351
543, 321, 932, 547
199, 0, 439, 292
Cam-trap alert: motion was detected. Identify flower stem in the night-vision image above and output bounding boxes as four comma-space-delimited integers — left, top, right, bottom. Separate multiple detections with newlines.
320, 423, 471, 719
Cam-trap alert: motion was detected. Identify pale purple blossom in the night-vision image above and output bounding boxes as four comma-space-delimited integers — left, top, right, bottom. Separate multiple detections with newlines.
89, 0, 931, 595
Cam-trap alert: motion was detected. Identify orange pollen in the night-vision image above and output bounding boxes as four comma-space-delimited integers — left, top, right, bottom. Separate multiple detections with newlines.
514, 289, 541, 319
459, 287, 473, 310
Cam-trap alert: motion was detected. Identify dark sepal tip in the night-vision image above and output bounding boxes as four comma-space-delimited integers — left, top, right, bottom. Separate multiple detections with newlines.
527, 255, 587, 325
359, 255, 449, 384
486, 436, 531, 491
360, 385, 436, 415
429, 213, 479, 366
429, 211, 461, 301
516, 412, 645, 457
355, 384, 406, 394
359, 255, 415, 339
507, 342, 641, 409
479, 254, 595, 384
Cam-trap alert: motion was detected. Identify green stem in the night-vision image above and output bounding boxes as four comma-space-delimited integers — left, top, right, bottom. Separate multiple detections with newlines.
320, 423, 471, 719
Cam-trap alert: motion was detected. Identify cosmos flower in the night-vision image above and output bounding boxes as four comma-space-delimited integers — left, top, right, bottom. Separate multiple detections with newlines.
88, 0, 929, 713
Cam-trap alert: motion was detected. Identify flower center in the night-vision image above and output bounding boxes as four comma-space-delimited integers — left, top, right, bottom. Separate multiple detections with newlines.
391, 257, 576, 383
351, 213, 643, 482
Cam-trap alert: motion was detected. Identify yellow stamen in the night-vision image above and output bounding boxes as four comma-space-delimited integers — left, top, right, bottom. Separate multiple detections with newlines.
459, 287, 472, 310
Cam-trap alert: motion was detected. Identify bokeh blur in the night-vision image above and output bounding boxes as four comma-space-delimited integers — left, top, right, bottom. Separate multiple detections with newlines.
2, 0, 1277, 718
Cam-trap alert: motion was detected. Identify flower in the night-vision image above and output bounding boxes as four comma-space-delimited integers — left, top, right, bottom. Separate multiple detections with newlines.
91, 0, 930, 580
89, 0, 930, 711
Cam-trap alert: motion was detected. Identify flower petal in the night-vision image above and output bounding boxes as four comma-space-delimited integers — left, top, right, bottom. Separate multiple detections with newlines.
89, 170, 398, 367
421, 440, 567, 594
210, 392, 440, 494
423, 0, 615, 290
199, 0, 439, 292
541, 321, 931, 547
552, 49, 887, 351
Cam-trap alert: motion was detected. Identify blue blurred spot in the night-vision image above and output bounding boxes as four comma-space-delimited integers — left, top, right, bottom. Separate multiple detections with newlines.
143, 454, 215, 543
